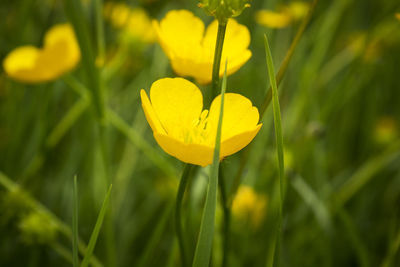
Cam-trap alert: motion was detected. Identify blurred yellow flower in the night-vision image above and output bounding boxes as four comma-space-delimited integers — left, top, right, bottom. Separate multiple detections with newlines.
256, 1, 309, 29
153, 10, 252, 84
140, 78, 261, 166
104, 2, 155, 43
374, 117, 398, 145
3, 24, 80, 84
255, 10, 292, 28
396, 13, 400, 21
232, 185, 267, 228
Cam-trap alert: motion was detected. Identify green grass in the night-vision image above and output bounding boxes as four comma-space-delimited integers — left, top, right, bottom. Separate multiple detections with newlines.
1, 0, 400, 266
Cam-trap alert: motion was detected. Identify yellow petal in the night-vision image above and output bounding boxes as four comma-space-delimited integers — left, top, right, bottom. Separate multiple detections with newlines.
153, 10, 251, 84
201, 19, 252, 83
255, 10, 292, 28
220, 124, 262, 158
43, 24, 81, 73
3, 46, 43, 82
207, 93, 261, 142
140, 89, 166, 135
149, 78, 203, 140
154, 132, 213, 167
154, 10, 204, 59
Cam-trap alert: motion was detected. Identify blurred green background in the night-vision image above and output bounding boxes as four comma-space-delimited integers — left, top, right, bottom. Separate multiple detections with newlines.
0, 0, 400, 266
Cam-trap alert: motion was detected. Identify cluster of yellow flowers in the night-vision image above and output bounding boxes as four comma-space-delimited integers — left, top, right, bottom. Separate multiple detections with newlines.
255, 1, 309, 29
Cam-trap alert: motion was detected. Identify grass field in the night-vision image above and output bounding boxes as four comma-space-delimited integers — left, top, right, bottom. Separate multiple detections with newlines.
1, 0, 400, 266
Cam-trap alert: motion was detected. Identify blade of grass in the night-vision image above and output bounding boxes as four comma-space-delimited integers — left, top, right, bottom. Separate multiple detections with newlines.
72, 175, 79, 267
81, 184, 113, 267
192, 62, 227, 267
291, 174, 332, 232
0, 172, 103, 267
264, 34, 285, 267
332, 141, 400, 209
175, 164, 195, 267
137, 200, 174, 267
229, 0, 319, 201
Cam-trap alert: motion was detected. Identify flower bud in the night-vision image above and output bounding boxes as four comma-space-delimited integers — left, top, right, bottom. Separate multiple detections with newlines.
199, 0, 251, 23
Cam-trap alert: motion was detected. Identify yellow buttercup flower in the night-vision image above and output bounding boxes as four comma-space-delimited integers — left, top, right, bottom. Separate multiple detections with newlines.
104, 2, 155, 43
153, 10, 252, 84
256, 1, 309, 29
140, 78, 261, 167
3, 24, 80, 84
232, 185, 267, 228
396, 13, 400, 21
255, 10, 292, 28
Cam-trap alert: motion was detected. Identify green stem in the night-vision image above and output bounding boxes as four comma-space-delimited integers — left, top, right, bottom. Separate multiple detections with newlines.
210, 22, 227, 100
229, 0, 319, 201
218, 165, 230, 267
94, 0, 106, 64
259, 0, 319, 116
175, 164, 194, 267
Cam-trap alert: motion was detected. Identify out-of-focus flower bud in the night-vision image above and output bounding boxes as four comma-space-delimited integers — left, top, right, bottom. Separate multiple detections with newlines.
199, 0, 251, 23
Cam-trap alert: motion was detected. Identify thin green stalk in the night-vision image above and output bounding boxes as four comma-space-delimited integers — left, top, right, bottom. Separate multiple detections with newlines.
229, 0, 319, 200
332, 141, 400, 210
210, 22, 227, 100
337, 208, 370, 267
380, 223, 400, 267
81, 185, 113, 267
72, 176, 79, 267
260, 0, 319, 116
0, 172, 103, 267
94, 0, 106, 64
192, 63, 228, 267
50, 242, 74, 265
46, 97, 90, 148
264, 34, 285, 267
63, 1, 115, 265
218, 165, 230, 267
107, 109, 177, 178
137, 201, 175, 267
175, 164, 194, 267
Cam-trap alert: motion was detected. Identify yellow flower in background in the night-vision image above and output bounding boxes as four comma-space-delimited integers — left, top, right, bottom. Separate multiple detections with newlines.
153, 10, 252, 84
255, 10, 292, 28
232, 185, 267, 228
104, 2, 155, 43
374, 117, 398, 145
256, 1, 309, 29
140, 78, 261, 166
396, 13, 400, 21
3, 24, 80, 84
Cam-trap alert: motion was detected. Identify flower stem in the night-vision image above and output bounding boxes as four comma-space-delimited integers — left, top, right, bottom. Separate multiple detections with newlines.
175, 164, 194, 267
218, 165, 230, 267
211, 21, 227, 100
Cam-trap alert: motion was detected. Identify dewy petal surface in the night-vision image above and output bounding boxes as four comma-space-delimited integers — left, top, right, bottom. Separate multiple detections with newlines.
149, 78, 203, 140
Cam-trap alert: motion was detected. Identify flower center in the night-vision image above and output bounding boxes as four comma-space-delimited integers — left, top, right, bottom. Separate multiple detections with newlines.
182, 110, 212, 145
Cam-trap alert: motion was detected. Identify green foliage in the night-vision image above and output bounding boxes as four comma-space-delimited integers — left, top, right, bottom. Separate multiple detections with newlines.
1, 0, 400, 266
